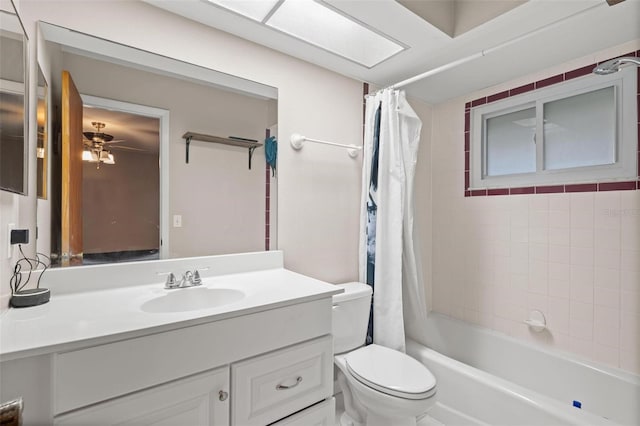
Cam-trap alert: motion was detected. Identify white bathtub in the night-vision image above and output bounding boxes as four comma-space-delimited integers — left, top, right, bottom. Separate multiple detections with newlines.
407, 313, 640, 426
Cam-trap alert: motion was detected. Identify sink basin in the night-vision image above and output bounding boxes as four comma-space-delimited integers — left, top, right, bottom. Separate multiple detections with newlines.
141, 287, 245, 313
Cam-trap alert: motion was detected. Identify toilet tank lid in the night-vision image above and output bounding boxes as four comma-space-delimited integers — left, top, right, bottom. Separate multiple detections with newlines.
333, 282, 372, 304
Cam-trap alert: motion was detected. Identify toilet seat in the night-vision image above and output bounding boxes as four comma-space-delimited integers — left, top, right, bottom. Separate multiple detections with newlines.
345, 344, 436, 400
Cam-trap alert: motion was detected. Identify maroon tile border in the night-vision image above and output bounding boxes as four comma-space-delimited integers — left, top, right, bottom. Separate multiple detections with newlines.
488, 188, 509, 196
510, 83, 534, 96
487, 90, 509, 103
598, 181, 637, 191
510, 187, 535, 195
565, 64, 595, 81
464, 54, 640, 198
565, 183, 598, 193
265, 128, 271, 251
536, 74, 563, 89
536, 185, 564, 194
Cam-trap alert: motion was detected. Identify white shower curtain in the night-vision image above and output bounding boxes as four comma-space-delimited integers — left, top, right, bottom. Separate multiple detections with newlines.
358, 88, 427, 353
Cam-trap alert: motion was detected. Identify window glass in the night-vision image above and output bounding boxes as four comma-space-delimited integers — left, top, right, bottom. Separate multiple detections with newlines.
544, 87, 615, 170
486, 107, 536, 176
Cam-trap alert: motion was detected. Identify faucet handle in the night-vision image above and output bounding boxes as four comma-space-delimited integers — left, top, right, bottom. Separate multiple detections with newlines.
192, 270, 203, 286
164, 272, 179, 289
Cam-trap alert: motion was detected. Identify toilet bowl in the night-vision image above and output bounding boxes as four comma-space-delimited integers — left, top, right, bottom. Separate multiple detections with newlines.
332, 283, 437, 426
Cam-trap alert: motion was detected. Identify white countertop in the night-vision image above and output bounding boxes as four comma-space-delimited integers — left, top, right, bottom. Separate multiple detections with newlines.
0, 268, 342, 361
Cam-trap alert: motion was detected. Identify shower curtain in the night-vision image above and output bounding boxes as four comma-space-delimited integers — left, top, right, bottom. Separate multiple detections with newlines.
358, 88, 427, 353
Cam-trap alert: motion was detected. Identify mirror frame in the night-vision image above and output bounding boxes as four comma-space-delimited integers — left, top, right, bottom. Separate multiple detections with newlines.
0, 0, 29, 195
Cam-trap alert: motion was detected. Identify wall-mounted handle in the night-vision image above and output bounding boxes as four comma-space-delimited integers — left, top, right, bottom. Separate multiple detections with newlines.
276, 376, 303, 390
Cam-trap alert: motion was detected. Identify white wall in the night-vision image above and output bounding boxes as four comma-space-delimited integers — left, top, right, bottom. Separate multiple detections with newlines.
429, 40, 640, 374
1, 0, 363, 308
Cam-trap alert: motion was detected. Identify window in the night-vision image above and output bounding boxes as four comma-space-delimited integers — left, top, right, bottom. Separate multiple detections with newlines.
469, 66, 637, 191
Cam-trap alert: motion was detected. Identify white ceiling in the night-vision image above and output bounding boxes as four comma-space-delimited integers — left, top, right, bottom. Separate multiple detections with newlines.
83, 105, 160, 155
145, 0, 639, 104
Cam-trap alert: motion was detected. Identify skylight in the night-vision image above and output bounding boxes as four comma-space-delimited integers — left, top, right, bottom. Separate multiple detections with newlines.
205, 0, 405, 68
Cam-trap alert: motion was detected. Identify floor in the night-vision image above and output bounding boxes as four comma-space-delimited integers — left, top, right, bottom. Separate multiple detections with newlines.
333, 392, 445, 426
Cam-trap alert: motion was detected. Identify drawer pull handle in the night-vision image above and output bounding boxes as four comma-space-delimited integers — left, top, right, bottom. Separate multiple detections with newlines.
218, 390, 228, 401
276, 376, 303, 390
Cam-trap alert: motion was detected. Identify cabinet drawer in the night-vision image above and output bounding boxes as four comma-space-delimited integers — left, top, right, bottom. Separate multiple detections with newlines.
272, 398, 335, 426
231, 335, 332, 426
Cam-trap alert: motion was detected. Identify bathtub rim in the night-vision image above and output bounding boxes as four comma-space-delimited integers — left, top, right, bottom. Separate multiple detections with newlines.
412, 312, 640, 386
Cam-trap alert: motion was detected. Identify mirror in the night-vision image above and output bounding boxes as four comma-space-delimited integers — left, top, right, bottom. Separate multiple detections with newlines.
38, 22, 278, 268
37, 66, 48, 199
0, 2, 28, 195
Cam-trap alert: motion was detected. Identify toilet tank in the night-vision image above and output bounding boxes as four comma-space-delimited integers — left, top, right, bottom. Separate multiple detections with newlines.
332, 282, 372, 354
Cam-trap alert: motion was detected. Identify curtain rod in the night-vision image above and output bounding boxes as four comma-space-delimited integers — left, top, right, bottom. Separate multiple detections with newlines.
378, 2, 606, 92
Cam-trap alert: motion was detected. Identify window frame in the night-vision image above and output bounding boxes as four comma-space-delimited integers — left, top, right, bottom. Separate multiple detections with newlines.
470, 66, 637, 190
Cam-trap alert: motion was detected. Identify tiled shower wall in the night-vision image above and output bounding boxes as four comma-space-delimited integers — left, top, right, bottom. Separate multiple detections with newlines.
430, 41, 640, 374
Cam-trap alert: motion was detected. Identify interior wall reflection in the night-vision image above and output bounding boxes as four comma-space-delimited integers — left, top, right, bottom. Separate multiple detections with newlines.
41, 36, 277, 267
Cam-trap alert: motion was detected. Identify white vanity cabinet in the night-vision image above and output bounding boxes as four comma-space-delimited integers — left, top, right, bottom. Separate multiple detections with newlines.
3, 298, 335, 425
0, 256, 341, 426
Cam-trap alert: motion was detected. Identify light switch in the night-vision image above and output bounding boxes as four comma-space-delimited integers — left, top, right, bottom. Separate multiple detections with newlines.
173, 215, 182, 228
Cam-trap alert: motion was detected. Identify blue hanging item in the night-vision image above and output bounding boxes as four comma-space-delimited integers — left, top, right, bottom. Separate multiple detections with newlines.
265, 136, 277, 177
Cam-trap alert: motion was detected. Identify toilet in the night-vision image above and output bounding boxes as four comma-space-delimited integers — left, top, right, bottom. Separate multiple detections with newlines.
332, 282, 437, 426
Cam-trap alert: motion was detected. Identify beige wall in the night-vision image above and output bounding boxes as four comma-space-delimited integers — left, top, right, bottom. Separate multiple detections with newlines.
1, 0, 363, 308
428, 40, 640, 374
83, 150, 159, 254
59, 52, 271, 258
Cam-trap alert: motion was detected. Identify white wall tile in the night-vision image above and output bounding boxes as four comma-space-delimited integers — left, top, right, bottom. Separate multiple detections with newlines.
594, 249, 620, 270
548, 194, 570, 211
429, 44, 640, 375
571, 282, 594, 305
593, 344, 619, 368
549, 210, 570, 228
594, 267, 620, 290
621, 268, 639, 292
570, 246, 594, 267
549, 227, 571, 246
594, 305, 620, 348
549, 279, 571, 299
621, 291, 640, 315
548, 297, 570, 334
549, 244, 570, 264
571, 228, 594, 249
594, 286, 620, 309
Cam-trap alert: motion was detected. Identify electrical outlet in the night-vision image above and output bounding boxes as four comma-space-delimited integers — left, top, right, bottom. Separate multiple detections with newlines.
173, 215, 182, 228
7, 223, 15, 259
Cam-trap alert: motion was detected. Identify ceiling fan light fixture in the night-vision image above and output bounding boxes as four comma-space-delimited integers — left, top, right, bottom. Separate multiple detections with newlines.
82, 149, 99, 162
103, 152, 116, 165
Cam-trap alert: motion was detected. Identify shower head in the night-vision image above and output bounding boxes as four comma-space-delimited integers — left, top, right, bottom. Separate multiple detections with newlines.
593, 57, 640, 75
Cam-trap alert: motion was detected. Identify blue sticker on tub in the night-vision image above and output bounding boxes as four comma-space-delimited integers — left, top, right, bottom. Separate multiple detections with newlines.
573, 400, 582, 409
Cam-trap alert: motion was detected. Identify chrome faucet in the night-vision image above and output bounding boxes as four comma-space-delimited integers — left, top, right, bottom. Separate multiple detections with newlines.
163, 270, 204, 289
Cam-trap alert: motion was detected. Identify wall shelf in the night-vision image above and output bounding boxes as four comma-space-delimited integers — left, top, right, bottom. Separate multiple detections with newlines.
182, 132, 262, 169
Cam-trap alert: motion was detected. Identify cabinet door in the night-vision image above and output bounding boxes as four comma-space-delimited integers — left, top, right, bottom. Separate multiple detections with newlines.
55, 367, 229, 426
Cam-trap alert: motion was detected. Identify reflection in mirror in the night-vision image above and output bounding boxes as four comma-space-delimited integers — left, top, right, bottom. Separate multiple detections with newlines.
38, 23, 278, 268
0, 5, 27, 195
37, 66, 48, 199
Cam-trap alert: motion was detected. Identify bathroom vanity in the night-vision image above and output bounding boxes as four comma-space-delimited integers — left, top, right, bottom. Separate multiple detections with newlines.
0, 251, 341, 425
